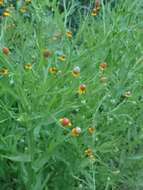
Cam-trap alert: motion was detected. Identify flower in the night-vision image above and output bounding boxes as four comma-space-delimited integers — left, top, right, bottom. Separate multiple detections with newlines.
0, 67, 8, 76
71, 127, 81, 136
72, 66, 80, 77
20, 6, 27, 13
99, 62, 107, 71
58, 54, 66, 62
43, 48, 51, 58
85, 148, 93, 157
88, 127, 95, 135
95, 0, 100, 10
24, 63, 32, 70
123, 91, 131, 98
2, 47, 10, 55
91, 8, 97, 16
66, 31, 72, 39
78, 84, 86, 94
85, 148, 96, 161
48, 67, 58, 74
0, 0, 3, 5
3, 9, 10, 17
60, 117, 71, 127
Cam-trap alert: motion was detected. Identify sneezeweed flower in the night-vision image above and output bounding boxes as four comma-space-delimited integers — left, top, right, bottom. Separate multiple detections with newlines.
58, 54, 66, 62
48, 67, 58, 74
91, 8, 97, 16
99, 62, 107, 71
66, 31, 72, 39
60, 117, 72, 127
85, 148, 96, 161
78, 84, 86, 95
71, 127, 81, 137
24, 63, 32, 71
95, 0, 100, 10
3, 9, 10, 17
72, 66, 80, 77
20, 6, 27, 13
43, 48, 51, 58
0, 67, 8, 76
85, 148, 93, 157
88, 127, 95, 135
0, 0, 3, 5
2, 47, 10, 55
123, 91, 132, 98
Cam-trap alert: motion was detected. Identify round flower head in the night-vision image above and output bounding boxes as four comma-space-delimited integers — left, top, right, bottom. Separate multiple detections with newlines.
2, 47, 10, 55
91, 8, 97, 16
24, 63, 32, 71
58, 54, 66, 62
66, 31, 72, 39
3, 9, 10, 17
60, 117, 71, 127
43, 48, 51, 58
20, 6, 27, 13
95, 0, 100, 10
72, 66, 80, 77
48, 67, 58, 74
0, 0, 3, 5
99, 63, 107, 71
78, 84, 86, 94
0, 67, 8, 76
88, 127, 95, 135
123, 91, 131, 98
85, 148, 93, 157
71, 127, 81, 137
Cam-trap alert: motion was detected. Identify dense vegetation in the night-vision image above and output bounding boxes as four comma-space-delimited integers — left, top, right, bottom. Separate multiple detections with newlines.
0, 0, 143, 189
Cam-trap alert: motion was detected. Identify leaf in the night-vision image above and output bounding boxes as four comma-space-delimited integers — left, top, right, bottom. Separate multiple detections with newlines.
1, 154, 31, 162
128, 154, 143, 160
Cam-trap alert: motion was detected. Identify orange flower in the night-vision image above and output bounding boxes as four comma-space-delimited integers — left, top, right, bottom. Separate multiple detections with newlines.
71, 127, 81, 137
60, 117, 72, 127
88, 127, 95, 135
43, 48, 51, 58
66, 31, 72, 39
78, 84, 86, 94
2, 47, 10, 55
0, 67, 8, 76
99, 62, 107, 71
72, 66, 80, 77
48, 67, 58, 74
24, 63, 32, 70
58, 55, 66, 62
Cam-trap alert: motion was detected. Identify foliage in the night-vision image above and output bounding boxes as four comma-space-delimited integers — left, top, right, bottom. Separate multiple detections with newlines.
0, 0, 143, 189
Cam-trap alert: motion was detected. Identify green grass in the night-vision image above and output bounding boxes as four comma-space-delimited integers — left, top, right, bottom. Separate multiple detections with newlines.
0, 0, 143, 189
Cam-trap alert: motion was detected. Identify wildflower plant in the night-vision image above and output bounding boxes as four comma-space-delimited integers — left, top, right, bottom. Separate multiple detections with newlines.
0, 0, 143, 189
